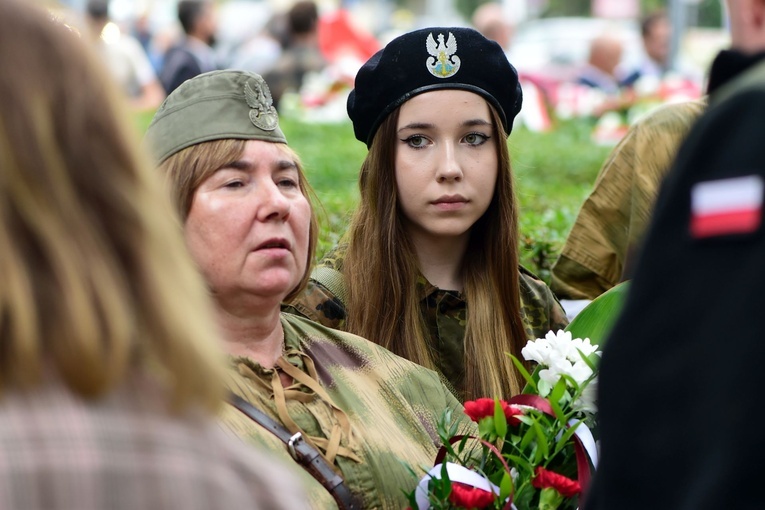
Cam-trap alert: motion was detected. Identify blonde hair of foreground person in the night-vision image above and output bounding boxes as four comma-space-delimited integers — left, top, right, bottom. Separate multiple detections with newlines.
0, 0, 224, 410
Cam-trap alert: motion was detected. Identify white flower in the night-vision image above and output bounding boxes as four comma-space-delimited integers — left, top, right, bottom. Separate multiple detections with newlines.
575, 377, 598, 414
523, 330, 601, 392
569, 336, 599, 358
568, 359, 595, 386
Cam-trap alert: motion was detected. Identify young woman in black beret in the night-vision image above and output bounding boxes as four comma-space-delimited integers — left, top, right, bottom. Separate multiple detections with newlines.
287, 27, 568, 402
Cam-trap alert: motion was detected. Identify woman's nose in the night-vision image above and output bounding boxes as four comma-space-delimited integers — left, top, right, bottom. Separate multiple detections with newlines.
435, 142, 463, 183
256, 183, 291, 221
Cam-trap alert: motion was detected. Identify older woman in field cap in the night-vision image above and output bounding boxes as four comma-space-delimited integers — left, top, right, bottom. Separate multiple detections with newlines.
144, 69, 472, 509
287, 26, 569, 403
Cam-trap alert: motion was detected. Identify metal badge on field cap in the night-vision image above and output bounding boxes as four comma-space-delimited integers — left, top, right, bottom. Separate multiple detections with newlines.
244, 77, 279, 131
426, 31, 461, 78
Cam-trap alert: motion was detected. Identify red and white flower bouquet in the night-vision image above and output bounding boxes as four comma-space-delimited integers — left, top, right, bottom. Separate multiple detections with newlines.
408, 330, 601, 510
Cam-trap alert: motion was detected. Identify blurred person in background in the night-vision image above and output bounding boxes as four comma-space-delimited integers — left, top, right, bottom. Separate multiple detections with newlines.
576, 33, 627, 95
0, 1, 309, 509
145, 69, 472, 509
229, 11, 287, 76
85, 0, 165, 111
585, 0, 765, 508
159, 0, 218, 95
622, 10, 673, 87
133, 11, 164, 74
263, 0, 327, 108
471, 2, 514, 53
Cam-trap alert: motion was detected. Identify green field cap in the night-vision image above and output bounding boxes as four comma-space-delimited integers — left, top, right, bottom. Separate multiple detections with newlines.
145, 70, 286, 164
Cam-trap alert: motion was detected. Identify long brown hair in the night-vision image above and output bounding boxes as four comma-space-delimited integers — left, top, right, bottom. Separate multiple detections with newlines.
159, 139, 319, 303
0, 0, 224, 410
343, 102, 527, 400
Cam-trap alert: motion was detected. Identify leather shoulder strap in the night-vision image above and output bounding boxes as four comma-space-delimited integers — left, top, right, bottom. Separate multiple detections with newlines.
228, 392, 360, 510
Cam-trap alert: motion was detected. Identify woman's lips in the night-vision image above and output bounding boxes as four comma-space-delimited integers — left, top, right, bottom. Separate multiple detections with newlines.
254, 237, 291, 251
432, 195, 468, 210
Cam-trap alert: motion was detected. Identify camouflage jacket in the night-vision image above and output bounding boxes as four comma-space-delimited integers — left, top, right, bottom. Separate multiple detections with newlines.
221, 312, 473, 510
284, 244, 569, 400
551, 99, 706, 300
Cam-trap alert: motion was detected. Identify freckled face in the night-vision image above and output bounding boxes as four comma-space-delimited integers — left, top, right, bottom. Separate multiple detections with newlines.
395, 89, 498, 246
184, 140, 311, 303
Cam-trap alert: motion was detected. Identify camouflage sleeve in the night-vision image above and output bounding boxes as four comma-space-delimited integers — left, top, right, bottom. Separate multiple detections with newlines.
283, 244, 349, 329
519, 265, 569, 339
283, 279, 347, 330
551, 100, 706, 300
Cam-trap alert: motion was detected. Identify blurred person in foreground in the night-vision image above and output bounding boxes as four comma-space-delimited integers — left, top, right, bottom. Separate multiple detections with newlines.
550, 98, 705, 302
585, 0, 765, 508
0, 2, 308, 509
145, 69, 472, 509
85, 0, 165, 111
159, 0, 218, 95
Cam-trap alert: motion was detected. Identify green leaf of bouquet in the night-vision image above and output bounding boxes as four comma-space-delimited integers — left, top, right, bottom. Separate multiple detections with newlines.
494, 399, 508, 438
577, 348, 600, 373
564, 281, 630, 349
515, 415, 534, 427
520, 422, 537, 451
549, 378, 568, 421
505, 453, 533, 475
509, 354, 538, 393
513, 483, 536, 510
499, 471, 513, 501
553, 420, 582, 456
531, 419, 549, 462
434, 462, 451, 499
479, 417, 496, 439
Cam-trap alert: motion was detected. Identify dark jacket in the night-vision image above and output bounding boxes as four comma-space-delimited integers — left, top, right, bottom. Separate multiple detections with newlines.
585, 50, 765, 510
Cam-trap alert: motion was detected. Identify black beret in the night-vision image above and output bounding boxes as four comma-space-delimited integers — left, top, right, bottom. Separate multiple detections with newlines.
347, 26, 523, 147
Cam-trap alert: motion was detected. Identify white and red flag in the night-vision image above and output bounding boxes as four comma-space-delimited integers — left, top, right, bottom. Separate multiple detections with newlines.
690, 175, 763, 239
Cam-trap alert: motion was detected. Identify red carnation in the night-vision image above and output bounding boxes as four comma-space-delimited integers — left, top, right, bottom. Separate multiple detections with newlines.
532, 466, 581, 498
464, 398, 524, 425
501, 402, 524, 426
448, 482, 495, 509
464, 398, 495, 421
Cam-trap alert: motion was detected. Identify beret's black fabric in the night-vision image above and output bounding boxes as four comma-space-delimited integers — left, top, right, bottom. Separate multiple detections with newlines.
347, 26, 523, 146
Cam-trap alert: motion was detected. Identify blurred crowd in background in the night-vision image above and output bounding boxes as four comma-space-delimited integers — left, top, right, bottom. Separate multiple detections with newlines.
48, 0, 729, 142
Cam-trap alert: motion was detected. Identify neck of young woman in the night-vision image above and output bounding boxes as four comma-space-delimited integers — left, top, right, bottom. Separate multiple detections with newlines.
411, 231, 469, 292
216, 297, 285, 369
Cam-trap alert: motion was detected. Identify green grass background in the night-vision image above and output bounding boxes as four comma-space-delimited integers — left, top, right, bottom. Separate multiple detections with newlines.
137, 111, 611, 284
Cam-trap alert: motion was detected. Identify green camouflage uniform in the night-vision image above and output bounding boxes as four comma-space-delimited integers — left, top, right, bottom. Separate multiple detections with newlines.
551, 100, 706, 300
222, 312, 473, 510
284, 244, 569, 400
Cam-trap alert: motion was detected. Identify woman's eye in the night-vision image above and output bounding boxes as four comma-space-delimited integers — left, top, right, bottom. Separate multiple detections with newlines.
464, 133, 489, 145
278, 178, 299, 189
224, 180, 244, 189
404, 135, 428, 148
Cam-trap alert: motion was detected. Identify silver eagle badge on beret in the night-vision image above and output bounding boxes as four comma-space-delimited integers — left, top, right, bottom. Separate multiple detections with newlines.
426, 32, 461, 78
244, 78, 279, 131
